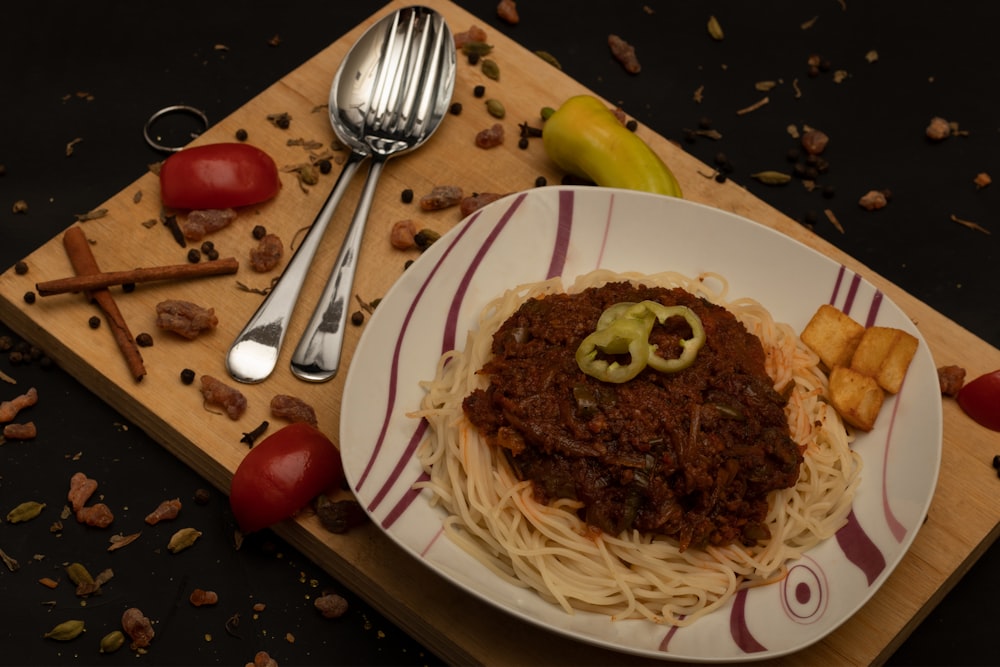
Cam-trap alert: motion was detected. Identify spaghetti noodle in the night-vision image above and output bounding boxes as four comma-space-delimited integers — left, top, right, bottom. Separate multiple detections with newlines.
413, 269, 860, 625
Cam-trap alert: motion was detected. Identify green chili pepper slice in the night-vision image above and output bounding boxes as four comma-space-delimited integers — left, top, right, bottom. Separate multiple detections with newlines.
576, 299, 706, 382
638, 302, 706, 373
575, 315, 653, 383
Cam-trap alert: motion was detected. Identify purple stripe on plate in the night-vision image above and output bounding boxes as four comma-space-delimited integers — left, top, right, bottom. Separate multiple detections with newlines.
864, 290, 884, 328
658, 623, 682, 652
835, 509, 886, 585
730, 589, 767, 653
546, 189, 575, 279
361, 194, 527, 524
354, 205, 488, 492
881, 380, 909, 542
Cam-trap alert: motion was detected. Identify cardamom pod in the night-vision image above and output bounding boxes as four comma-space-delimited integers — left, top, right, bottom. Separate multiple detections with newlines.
44, 619, 85, 641
708, 15, 725, 41
485, 99, 506, 119
167, 527, 203, 553
534, 50, 562, 69
540, 106, 556, 121
461, 41, 493, 57
99, 630, 125, 653
6, 500, 45, 524
751, 170, 792, 185
65, 562, 94, 586
481, 58, 500, 81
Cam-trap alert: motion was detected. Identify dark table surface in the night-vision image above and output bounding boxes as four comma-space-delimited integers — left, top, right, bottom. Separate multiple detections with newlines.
2, 1, 998, 665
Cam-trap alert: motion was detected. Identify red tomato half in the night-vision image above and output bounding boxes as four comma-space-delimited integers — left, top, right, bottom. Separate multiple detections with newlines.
159, 142, 281, 210
229, 422, 345, 533
957, 369, 1000, 432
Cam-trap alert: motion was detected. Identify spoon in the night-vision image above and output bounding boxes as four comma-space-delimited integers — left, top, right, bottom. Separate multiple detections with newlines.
289, 7, 455, 382
225, 6, 455, 384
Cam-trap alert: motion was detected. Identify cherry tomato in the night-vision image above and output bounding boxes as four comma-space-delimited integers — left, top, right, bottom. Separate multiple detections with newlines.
229, 422, 345, 533
159, 143, 281, 210
957, 369, 1000, 431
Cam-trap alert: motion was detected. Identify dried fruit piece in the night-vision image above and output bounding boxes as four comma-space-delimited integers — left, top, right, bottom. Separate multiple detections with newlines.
389, 219, 417, 250
145, 498, 182, 525
419, 185, 464, 210
121, 607, 155, 650
200, 375, 247, 420
269, 394, 318, 427
190, 588, 220, 606
475, 123, 505, 149
496, 0, 519, 24
76, 502, 114, 528
3, 421, 36, 439
249, 233, 284, 272
156, 300, 219, 339
925, 116, 951, 141
182, 208, 238, 241
0, 386, 37, 422
608, 34, 641, 73
314, 593, 349, 618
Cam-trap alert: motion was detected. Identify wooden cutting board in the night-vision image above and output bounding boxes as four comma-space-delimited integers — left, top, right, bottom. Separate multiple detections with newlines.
2, 1, 999, 664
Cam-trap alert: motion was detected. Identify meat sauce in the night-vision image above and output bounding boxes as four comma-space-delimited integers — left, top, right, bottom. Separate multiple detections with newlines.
462, 283, 803, 551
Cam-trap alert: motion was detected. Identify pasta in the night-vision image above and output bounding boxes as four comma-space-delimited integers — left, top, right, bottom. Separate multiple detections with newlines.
412, 269, 861, 625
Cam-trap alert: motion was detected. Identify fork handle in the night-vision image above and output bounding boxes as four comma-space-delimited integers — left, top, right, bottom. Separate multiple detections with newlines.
225, 150, 366, 384
290, 156, 386, 382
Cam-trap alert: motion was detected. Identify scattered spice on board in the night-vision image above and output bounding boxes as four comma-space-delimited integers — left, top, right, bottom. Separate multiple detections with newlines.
736, 97, 769, 115
925, 116, 951, 141
314, 592, 349, 618
44, 620, 85, 642
200, 375, 247, 420
75, 208, 108, 222
107, 532, 142, 552
266, 112, 292, 129
419, 185, 464, 210
167, 527, 202, 553
65, 137, 83, 157
241, 421, 269, 447
475, 123, 505, 148
182, 208, 237, 241
249, 234, 284, 273
390, 219, 417, 249
707, 15, 725, 40
270, 394, 318, 427
974, 172, 992, 189
859, 189, 890, 211
155, 300, 218, 339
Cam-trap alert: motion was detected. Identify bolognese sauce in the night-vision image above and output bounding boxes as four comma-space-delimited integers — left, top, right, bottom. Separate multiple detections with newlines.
462, 282, 803, 551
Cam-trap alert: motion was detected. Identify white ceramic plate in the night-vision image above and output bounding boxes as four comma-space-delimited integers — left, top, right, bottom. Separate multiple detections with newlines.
340, 186, 941, 662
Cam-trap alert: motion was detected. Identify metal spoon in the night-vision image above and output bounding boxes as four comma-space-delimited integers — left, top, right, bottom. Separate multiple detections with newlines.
289, 7, 455, 383
225, 6, 454, 384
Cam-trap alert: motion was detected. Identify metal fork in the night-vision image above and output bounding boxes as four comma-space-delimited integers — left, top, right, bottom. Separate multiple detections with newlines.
289, 9, 454, 382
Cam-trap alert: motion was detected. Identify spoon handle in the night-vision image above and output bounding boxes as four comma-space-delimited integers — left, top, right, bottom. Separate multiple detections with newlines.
225, 151, 366, 384
290, 156, 386, 382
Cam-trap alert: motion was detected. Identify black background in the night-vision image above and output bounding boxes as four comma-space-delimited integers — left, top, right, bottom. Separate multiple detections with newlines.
2, 1, 998, 664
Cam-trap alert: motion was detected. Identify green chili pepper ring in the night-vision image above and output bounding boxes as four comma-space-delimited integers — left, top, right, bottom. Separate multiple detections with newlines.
576, 300, 706, 383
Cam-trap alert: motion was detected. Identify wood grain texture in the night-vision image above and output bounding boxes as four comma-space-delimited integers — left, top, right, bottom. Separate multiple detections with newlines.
1, 1, 998, 664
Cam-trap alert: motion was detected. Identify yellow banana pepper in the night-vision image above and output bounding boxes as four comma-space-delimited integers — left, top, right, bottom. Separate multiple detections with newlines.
542, 95, 682, 198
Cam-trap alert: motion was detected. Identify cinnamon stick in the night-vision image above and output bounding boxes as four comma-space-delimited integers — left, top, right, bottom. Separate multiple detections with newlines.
36, 257, 239, 296
62, 226, 146, 381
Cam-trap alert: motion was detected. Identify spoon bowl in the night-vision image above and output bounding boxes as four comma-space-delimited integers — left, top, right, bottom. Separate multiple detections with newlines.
226, 6, 455, 384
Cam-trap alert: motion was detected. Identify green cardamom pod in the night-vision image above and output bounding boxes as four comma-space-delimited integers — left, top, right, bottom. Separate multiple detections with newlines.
167, 527, 202, 553
540, 106, 556, 122
65, 562, 94, 586
44, 619, 85, 641
99, 630, 125, 653
751, 170, 792, 185
461, 41, 493, 57
481, 58, 500, 81
6, 500, 45, 524
708, 15, 725, 41
534, 50, 562, 69
485, 99, 506, 119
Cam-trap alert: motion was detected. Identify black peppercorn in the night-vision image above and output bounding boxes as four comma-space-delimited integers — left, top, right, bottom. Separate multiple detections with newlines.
193, 488, 211, 505
180, 368, 196, 385
206, 248, 219, 261
473, 84, 485, 98
626, 119, 638, 132
88, 316, 101, 329
317, 158, 332, 174
135, 332, 154, 347
22, 291, 35, 304
518, 137, 529, 150
187, 249, 201, 263
350, 311, 365, 326
14, 260, 28, 275
535, 176, 547, 187
401, 188, 414, 204
449, 102, 463, 115
235, 128, 248, 141
252, 224, 267, 239
467, 52, 480, 66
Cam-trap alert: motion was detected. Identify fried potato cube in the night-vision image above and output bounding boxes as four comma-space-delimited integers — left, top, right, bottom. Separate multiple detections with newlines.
828, 366, 884, 431
849, 326, 919, 394
801, 304, 865, 370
